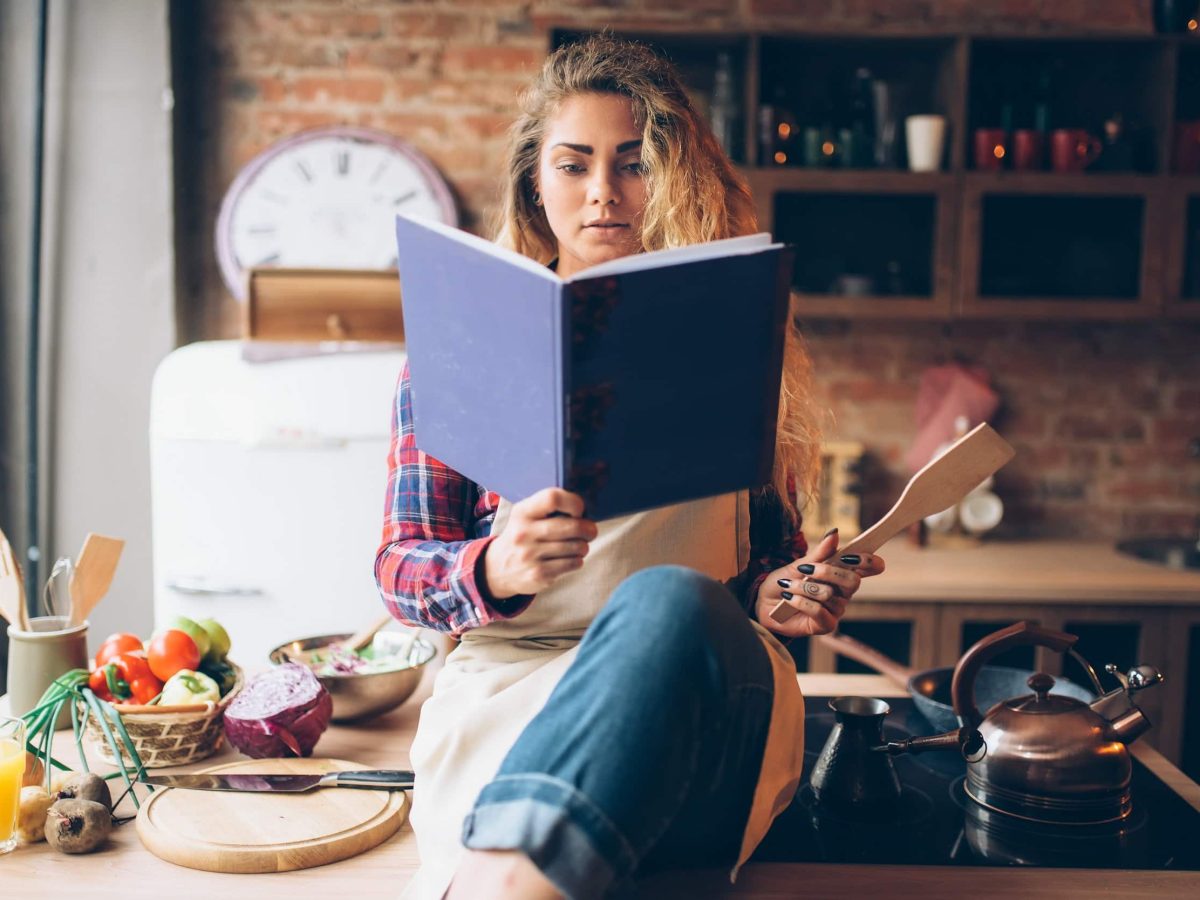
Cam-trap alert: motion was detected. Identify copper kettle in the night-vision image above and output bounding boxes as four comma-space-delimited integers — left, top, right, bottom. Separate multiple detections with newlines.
877, 621, 1163, 825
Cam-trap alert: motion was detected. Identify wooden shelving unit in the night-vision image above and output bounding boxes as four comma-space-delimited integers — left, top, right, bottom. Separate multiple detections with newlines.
552, 28, 1200, 321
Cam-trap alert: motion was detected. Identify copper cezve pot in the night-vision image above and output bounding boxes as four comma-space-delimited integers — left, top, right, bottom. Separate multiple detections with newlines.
876, 621, 1163, 825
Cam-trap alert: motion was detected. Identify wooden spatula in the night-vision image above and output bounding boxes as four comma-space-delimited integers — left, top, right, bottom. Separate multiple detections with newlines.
0, 532, 29, 631
770, 422, 1015, 624
67, 533, 125, 627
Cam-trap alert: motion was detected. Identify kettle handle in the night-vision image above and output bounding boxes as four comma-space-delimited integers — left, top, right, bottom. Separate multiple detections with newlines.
950, 621, 1078, 728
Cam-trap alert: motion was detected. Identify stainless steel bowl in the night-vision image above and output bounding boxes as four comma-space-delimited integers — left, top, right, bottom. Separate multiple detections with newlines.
268, 630, 437, 723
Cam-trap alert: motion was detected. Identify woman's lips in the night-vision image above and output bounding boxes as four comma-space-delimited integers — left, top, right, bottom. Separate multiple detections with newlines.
583, 223, 631, 241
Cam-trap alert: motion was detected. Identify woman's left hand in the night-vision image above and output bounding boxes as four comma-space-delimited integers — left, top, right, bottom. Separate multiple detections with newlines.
755, 530, 886, 638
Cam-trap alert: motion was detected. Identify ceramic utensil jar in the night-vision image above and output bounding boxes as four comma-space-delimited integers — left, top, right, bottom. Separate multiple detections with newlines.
5, 616, 88, 726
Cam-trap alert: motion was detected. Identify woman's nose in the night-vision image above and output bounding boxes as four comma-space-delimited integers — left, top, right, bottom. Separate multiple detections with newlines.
587, 170, 620, 205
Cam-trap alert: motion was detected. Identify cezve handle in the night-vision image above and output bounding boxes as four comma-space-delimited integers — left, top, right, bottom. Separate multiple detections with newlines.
771, 423, 1015, 625
317, 769, 415, 790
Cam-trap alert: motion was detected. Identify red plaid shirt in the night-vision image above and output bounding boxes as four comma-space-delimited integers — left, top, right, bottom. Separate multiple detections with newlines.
375, 362, 808, 636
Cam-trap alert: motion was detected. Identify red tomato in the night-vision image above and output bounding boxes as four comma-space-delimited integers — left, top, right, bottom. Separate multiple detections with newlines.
94, 632, 143, 669
128, 675, 164, 706
146, 629, 200, 682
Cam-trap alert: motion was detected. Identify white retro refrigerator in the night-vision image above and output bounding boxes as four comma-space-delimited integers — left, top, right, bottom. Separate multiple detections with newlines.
149, 342, 406, 667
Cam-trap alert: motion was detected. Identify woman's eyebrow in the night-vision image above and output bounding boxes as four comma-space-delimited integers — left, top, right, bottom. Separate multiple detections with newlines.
549, 139, 643, 154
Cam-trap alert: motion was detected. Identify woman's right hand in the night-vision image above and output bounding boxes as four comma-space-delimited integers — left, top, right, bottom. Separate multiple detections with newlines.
482, 488, 598, 600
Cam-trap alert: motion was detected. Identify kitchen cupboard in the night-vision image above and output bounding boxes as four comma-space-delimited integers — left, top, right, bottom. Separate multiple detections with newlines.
551, 28, 1200, 320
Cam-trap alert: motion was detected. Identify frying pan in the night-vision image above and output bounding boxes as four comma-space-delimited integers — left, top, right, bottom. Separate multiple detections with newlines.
818, 632, 1096, 734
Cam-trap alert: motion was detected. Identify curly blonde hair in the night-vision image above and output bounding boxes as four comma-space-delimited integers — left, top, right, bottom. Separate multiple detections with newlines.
494, 34, 822, 524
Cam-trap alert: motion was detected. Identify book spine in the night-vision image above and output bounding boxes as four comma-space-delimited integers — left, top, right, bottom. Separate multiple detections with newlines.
554, 282, 567, 490
564, 278, 621, 507
758, 247, 793, 485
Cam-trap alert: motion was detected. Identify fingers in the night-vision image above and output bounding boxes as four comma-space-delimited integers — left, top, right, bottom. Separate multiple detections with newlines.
772, 595, 840, 636
530, 539, 591, 562
791, 561, 861, 597
519, 488, 587, 520
835, 551, 886, 577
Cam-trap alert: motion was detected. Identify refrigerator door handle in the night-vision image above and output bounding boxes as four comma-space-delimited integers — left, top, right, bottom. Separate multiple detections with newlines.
165, 577, 264, 597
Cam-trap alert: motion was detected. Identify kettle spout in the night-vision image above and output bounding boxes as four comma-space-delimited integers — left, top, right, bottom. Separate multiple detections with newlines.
1107, 706, 1152, 745
873, 726, 986, 762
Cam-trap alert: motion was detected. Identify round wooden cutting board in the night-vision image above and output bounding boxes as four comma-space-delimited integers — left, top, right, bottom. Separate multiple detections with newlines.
135, 757, 409, 873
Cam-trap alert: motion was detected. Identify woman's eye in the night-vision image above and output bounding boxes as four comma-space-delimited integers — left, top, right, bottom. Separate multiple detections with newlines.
557, 163, 585, 174
624, 161, 645, 174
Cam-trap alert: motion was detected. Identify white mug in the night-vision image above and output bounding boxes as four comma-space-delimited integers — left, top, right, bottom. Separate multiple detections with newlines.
906, 114, 947, 172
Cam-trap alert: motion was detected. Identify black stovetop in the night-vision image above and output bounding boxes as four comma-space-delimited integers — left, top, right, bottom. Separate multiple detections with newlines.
752, 695, 1200, 870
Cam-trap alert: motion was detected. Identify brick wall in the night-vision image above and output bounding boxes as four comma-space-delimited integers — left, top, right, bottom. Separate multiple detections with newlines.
181, 0, 1199, 540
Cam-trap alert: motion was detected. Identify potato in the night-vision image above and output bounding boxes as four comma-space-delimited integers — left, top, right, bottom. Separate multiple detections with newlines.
17, 786, 53, 843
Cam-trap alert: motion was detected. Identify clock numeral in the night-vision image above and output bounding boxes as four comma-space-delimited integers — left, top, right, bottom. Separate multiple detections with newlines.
256, 251, 282, 266
336, 150, 350, 176
295, 160, 314, 183
393, 189, 418, 207
248, 225, 276, 235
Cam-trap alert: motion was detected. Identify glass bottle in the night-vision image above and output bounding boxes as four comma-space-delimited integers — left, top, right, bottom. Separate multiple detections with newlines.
710, 51, 739, 159
759, 84, 798, 166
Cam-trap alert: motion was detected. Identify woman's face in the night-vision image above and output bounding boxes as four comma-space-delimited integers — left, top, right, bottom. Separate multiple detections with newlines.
536, 92, 647, 278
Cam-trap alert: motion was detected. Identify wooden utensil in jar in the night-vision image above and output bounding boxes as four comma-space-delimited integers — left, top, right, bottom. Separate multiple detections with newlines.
67, 533, 125, 628
770, 423, 1015, 624
0, 530, 30, 631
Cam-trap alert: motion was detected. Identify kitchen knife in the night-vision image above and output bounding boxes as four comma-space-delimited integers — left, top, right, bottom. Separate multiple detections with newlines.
139, 769, 415, 793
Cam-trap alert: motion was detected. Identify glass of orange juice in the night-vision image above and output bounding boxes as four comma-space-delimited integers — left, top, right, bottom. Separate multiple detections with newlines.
0, 716, 25, 854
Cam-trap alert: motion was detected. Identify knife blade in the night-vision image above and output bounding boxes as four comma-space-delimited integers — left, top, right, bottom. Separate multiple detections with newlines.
139, 769, 415, 793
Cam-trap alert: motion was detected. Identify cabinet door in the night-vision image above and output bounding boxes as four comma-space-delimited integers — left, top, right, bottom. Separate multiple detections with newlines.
750, 171, 958, 319
957, 175, 1167, 319
1163, 183, 1200, 318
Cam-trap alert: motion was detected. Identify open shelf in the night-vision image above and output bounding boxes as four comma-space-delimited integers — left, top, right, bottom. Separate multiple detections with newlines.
551, 26, 1199, 320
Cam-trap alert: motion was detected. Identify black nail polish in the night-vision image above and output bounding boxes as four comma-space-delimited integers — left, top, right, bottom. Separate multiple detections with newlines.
781, 591, 793, 600
777, 578, 791, 589
797, 563, 816, 575
821, 527, 839, 539
840, 554, 861, 566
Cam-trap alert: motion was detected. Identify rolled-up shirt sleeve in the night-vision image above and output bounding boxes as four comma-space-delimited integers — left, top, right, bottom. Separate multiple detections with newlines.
374, 363, 532, 636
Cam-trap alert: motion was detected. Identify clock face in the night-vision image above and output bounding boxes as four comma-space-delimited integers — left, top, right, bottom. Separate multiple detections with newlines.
216, 126, 458, 300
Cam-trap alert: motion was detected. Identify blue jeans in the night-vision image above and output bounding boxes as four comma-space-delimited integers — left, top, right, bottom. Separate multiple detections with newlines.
460, 565, 776, 899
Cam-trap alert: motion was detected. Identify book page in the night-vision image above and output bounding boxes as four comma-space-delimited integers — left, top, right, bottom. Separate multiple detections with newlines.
396, 214, 557, 281
571, 233, 779, 280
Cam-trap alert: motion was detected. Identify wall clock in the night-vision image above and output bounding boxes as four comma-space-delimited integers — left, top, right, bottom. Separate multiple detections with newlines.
215, 125, 458, 300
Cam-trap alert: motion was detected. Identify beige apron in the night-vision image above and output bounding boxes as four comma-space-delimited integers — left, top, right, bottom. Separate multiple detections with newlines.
403, 492, 805, 899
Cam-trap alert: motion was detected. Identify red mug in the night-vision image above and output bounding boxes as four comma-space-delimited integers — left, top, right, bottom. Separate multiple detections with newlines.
973, 127, 1008, 171
1011, 129, 1045, 171
1051, 128, 1102, 172
1174, 121, 1200, 174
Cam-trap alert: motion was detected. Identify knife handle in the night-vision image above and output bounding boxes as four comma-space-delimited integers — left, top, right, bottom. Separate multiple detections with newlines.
318, 769, 415, 790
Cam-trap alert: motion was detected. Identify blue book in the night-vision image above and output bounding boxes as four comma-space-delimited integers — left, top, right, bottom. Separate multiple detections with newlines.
394, 214, 792, 521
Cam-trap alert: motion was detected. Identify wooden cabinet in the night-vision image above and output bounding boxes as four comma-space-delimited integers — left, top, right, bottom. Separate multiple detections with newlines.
551, 28, 1200, 321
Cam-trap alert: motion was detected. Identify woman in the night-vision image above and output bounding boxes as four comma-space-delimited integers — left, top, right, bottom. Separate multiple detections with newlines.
376, 34, 885, 900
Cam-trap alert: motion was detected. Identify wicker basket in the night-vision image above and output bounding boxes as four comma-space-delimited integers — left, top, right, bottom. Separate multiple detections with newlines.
82, 663, 244, 768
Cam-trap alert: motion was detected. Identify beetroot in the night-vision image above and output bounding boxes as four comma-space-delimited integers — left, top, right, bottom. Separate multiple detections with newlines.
224, 664, 332, 758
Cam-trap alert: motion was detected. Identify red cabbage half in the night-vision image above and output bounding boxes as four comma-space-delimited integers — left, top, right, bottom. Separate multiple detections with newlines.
224, 663, 333, 758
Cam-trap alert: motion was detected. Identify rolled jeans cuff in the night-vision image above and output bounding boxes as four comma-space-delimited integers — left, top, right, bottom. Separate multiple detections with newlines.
461, 773, 636, 900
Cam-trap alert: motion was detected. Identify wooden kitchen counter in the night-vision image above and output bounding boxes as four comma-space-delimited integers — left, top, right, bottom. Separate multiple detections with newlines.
855, 538, 1200, 605
4, 671, 1198, 898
